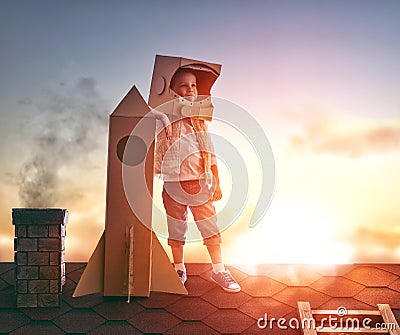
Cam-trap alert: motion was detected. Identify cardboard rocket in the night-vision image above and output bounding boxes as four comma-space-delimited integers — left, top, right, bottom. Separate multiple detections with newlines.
74, 54, 221, 298
73, 86, 187, 297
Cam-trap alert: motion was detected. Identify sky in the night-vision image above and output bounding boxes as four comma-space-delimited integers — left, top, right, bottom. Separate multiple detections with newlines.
0, 0, 399, 264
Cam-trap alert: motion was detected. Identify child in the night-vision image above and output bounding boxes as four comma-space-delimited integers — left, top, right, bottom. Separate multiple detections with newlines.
154, 68, 240, 292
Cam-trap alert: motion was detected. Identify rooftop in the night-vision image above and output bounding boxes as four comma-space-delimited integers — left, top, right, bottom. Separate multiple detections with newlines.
1, 262, 400, 334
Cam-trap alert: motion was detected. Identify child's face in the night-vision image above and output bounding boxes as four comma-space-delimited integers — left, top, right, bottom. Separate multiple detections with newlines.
172, 72, 198, 101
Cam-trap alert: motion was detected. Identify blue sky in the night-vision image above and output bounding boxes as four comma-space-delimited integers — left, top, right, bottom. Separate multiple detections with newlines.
2, 0, 400, 108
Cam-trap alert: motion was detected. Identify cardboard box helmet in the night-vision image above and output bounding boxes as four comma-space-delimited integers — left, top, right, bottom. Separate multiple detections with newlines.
148, 55, 222, 121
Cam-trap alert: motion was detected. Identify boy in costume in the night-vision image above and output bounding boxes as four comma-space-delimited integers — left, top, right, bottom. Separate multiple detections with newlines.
154, 68, 240, 292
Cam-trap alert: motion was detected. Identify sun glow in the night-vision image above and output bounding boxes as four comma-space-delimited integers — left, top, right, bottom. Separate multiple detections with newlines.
223, 201, 354, 265
0, 233, 14, 261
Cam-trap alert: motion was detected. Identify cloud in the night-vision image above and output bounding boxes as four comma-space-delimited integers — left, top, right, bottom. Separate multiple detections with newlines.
346, 226, 400, 262
289, 118, 400, 157
17, 97, 33, 105
18, 77, 108, 207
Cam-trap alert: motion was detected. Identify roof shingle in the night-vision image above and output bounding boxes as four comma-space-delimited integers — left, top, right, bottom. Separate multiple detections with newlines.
1, 262, 400, 334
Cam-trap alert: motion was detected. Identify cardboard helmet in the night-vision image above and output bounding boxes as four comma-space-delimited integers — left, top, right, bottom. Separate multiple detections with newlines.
148, 55, 221, 121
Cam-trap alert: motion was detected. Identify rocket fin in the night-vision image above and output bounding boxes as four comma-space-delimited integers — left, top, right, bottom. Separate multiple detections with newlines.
150, 231, 188, 295
72, 232, 105, 297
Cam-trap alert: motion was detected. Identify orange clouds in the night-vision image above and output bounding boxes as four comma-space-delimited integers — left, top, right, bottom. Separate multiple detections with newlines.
290, 118, 400, 157
347, 227, 400, 262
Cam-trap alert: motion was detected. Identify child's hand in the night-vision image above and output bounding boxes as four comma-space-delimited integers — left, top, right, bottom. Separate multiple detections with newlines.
210, 165, 222, 201
212, 183, 222, 201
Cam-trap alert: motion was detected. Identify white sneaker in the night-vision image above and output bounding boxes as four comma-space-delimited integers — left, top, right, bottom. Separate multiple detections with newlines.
177, 270, 187, 284
210, 269, 241, 293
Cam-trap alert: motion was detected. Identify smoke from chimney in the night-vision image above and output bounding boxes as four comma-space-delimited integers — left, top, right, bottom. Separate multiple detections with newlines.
18, 77, 108, 207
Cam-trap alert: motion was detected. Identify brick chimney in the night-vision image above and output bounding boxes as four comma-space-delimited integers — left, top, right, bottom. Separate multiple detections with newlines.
12, 208, 68, 308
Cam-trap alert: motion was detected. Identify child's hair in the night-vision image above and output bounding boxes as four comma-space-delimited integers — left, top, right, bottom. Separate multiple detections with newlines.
169, 68, 196, 90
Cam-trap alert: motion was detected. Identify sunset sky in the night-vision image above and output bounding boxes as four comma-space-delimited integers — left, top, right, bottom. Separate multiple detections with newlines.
1, 0, 399, 264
